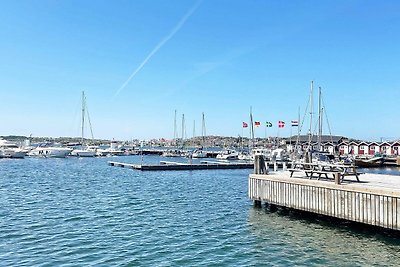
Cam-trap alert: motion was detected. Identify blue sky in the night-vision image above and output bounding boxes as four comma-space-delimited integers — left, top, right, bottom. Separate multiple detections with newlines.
1, 0, 399, 141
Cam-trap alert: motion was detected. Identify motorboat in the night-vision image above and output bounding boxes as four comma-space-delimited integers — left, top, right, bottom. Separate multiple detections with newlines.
354, 157, 384, 168
27, 143, 72, 158
162, 149, 184, 157
216, 149, 239, 160
0, 139, 26, 158
269, 148, 289, 162
238, 151, 252, 161
96, 141, 124, 157
192, 149, 208, 158
70, 146, 97, 157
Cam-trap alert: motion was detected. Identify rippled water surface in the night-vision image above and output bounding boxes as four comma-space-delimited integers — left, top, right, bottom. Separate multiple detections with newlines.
1, 156, 400, 266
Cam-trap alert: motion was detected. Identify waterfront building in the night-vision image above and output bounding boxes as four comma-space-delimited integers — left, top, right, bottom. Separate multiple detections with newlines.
368, 142, 380, 155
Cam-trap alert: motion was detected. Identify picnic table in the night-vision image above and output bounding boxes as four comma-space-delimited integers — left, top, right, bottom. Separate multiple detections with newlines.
288, 162, 361, 182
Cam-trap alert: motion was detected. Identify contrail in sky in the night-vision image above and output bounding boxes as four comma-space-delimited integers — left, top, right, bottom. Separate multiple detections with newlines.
114, 0, 202, 98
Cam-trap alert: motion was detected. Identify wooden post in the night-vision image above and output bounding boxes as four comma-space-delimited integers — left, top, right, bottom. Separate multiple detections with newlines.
274, 162, 277, 172
397, 156, 400, 166
283, 162, 287, 171
254, 200, 262, 207
334, 172, 341, 185
254, 155, 267, 174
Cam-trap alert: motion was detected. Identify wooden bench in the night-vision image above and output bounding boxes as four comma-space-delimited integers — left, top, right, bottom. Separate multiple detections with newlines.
288, 168, 314, 178
309, 170, 337, 180
287, 168, 304, 177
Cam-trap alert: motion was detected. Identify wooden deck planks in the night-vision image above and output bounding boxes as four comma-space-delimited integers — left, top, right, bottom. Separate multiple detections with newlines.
249, 171, 400, 230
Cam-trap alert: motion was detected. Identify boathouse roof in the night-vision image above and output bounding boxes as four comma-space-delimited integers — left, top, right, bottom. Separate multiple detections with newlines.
289, 135, 346, 144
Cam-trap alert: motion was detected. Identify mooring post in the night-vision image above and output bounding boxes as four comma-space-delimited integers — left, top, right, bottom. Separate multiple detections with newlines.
283, 162, 287, 171
254, 200, 262, 207
254, 155, 267, 174
274, 162, 277, 172
334, 172, 341, 185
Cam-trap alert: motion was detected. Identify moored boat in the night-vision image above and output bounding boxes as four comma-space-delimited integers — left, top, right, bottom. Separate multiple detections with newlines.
0, 139, 26, 158
354, 157, 384, 168
216, 149, 239, 160
27, 143, 72, 158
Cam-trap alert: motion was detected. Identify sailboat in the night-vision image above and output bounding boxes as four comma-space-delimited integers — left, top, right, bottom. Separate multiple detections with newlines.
71, 91, 97, 157
192, 112, 208, 158
296, 81, 335, 163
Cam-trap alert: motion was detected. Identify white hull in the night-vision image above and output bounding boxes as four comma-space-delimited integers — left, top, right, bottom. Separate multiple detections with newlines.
0, 149, 25, 158
0, 139, 26, 158
28, 147, 72, 158
70, 149, 96, 157
192, 150, 208, 158
96, 149, 124, 157
216, 150, 239, 160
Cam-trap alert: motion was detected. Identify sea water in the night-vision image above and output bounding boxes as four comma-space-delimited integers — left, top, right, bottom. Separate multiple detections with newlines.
1, 156, 400, 266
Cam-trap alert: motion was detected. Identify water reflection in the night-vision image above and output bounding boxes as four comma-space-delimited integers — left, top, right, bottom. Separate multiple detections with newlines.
248, 207, 400, 266
360, 167, 400, 176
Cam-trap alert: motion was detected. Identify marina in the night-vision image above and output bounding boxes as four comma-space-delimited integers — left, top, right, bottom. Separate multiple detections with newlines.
3, 1, 400, 266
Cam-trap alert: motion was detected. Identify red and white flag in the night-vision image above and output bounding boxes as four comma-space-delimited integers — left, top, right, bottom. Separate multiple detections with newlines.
278, 121, 285, 128
242, 122, 248, 128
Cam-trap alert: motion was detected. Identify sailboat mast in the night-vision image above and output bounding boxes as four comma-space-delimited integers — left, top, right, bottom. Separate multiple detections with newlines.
81, 91, 85, 145
308, 81, 313, 149
318, 87, 323, 151
202, 112, 206, 145
173, 109, 177, 142
250, 106, 254, 149
181, 114, 185, 147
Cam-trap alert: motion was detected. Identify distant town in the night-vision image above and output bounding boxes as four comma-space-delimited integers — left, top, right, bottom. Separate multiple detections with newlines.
1, 134, 399, 157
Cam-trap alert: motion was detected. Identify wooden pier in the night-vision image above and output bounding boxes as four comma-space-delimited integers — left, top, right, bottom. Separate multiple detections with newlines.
249, 156, 400, 231
109, 160, 253, 171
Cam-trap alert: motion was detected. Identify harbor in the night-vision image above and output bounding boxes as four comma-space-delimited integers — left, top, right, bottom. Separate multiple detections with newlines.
2, 1, 400, 265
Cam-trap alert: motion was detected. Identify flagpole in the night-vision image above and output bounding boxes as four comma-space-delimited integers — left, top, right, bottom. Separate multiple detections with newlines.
241, 126, 244, 152
290, 124, 292, 152
296, 106, 301, 154
250, 106, 254, 149
265, 124, 267, 139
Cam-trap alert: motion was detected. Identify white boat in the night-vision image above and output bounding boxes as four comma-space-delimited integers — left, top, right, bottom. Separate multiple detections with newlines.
27, 143, 72, 158
238, 151, 253, 161
70, 147, 96, 157
96, 141, 124, 157
0, 139, 26, 158
269, 148, 289, 162
192, 113, 208, 158
70, 91, 96, 157
192, 149, 208, 158
162, 149, 183, 157
216, 149, 239, 160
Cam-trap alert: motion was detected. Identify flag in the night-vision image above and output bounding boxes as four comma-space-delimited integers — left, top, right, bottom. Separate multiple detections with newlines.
266, 122, 272, 127
254, 121, 261, 127
242, 122, 248, 128
291, 120, 299, 127
278, 121, 285, 128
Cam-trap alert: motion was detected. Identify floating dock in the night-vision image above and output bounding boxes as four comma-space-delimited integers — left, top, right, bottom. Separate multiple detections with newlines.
249, 156, 400, 231
109, 160, 253, 171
